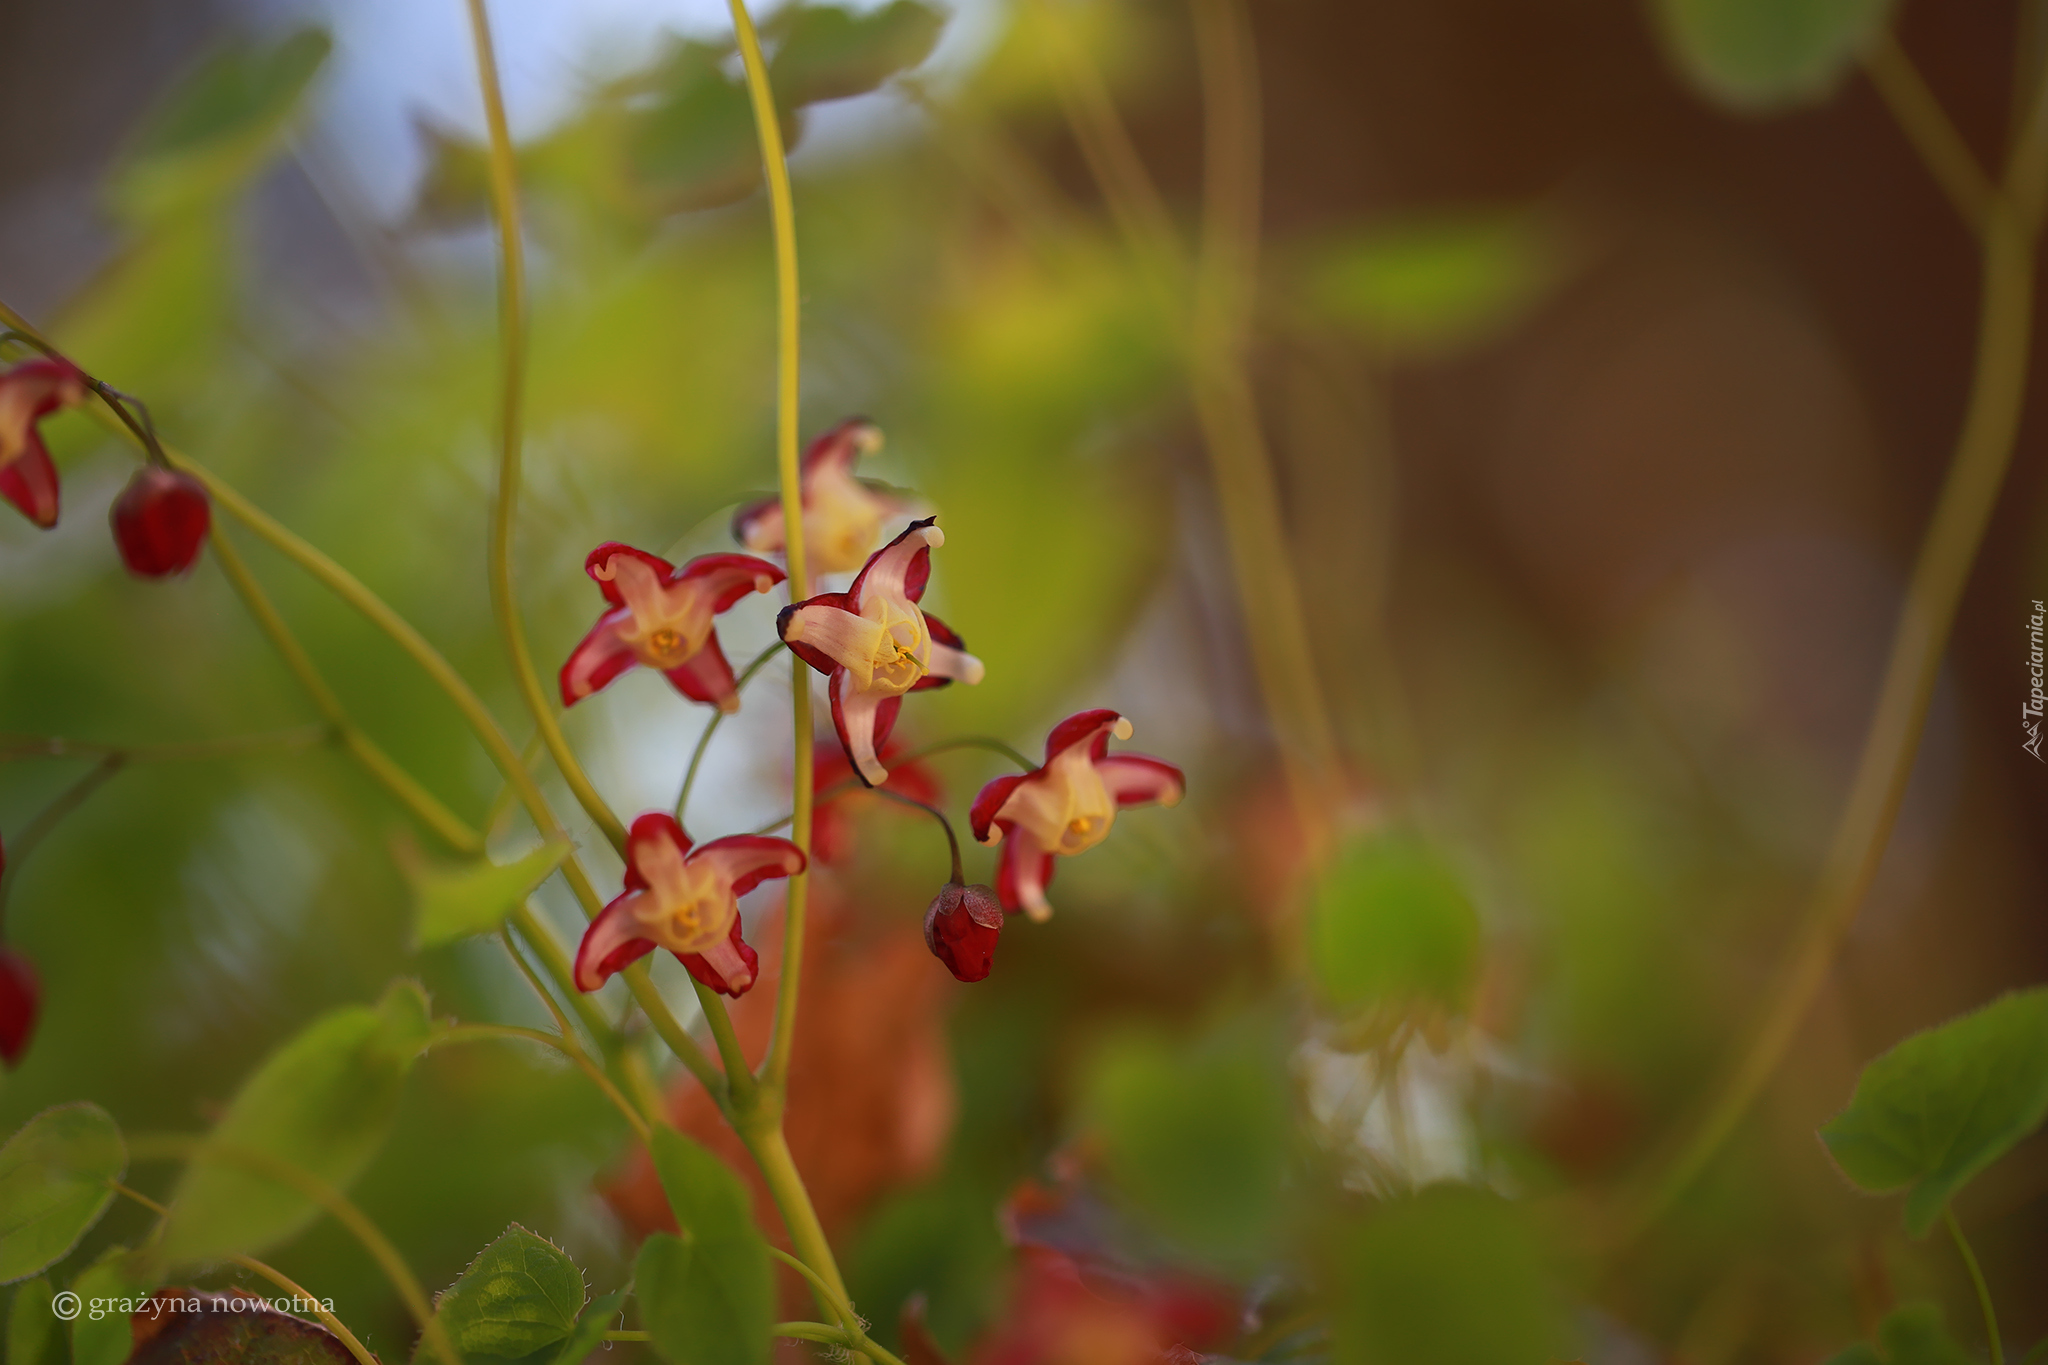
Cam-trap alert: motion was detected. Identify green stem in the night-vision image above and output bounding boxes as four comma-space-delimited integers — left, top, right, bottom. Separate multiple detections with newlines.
0, 754, 124, 925
433, 1021, 653, 1143
462, 0, 629, 858
764, 1250, 914, 1365
751, 734, 1037, 836
871, 789, 964, 883
676, 643, 783, 821
0, 725, 329, 764
1863, 34, 1994, 233
1945, 1206, 2004, 1365
696, 982, 758, 1109
736, 1119, 851, 1330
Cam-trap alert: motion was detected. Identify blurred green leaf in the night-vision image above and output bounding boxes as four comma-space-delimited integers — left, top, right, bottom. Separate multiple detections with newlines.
6, 1279, 63, 1365
769, 2, 948, 106
68, 1247, 153, 1365
542, 1287, 628, 1365
415, 1225, 585, 1361
1821, 1303, 1976, 1365
158, 980, 433, 1268
404, 839, 569, 950
1081, 1011, 1291, 1269
1650, 0, 1893, 109
624, 42, 765, 215
113, 28, 333, 222
1306, 211, 1557, 358
1332, 1185, 1576, 1365
1820, 987, 2048, 1235
636, 1128, 771, 1365
1306, 832, 1480, 1018
0, 1103, 126, 1284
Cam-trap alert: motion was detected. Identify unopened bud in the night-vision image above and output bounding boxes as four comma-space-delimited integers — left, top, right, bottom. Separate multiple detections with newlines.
923, 882, 1004, 982
111, 466, 210, 578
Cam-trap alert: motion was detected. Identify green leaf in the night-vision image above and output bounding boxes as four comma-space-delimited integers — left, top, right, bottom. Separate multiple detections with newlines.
1080, 1011, 1291, 1269
1305, 832, 1481, 1019
1649, 0, 1894, 110
1819, 987, 2048, 1236
542, 1287, 628, 1365
113, 28, 333, 222
7, 1279, 64, 1365
157, 980, 434, 1267
768, 1, 948, 106
1306, 211, 1560, 358
405, 839, 570, 949
624, 41, 767, 215
1821, 1303, 1977, 1365
0, 1103, 126, 1284
636, 1128, 772, 1365
69, 1247, 154, 1365
416, 1225, 586, 1361
1331, 1185, 1577, 1365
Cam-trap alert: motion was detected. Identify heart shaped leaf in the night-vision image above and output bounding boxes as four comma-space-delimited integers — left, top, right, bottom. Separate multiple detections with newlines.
0, 1103, 126, 1284
415, 1225, 586, 1361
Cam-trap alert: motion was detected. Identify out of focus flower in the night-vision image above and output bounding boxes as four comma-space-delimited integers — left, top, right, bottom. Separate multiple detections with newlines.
0, 947, 39, 1068
560, 544, 783, 712
923, 882, 1004, 982
779, 518, 983, 786
110, 466, 210, 577
975, 1247, 1236, 1365
811, 738, 942, 865
971, 711, 1184, 921
573, 813, 804, 998
0, 356, 88, 529
732, 418, 915, 575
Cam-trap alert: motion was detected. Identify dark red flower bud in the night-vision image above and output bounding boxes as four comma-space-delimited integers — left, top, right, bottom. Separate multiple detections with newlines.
923, 882, 1004, 982
0, 948, 40, 1068
110, 466, 210, 578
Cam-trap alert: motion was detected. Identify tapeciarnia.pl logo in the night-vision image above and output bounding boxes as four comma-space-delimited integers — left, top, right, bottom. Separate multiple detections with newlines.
2026, 598, 2045, 761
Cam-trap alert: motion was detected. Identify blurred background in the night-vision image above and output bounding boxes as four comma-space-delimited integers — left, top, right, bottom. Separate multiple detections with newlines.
2, 0, 2045, 1361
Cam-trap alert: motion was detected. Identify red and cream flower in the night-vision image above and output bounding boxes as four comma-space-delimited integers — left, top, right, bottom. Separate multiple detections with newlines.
732, 418, 915, 576
970, 710, 1185, 921
778, 518, 983, 787
560, 544, 783, 713
0, 356, 89, 529
573, 813, 805, 998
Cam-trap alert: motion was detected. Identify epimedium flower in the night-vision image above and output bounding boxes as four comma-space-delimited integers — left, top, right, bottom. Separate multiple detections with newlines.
923, 881, 1004, 982
560, 543, 784, 713
0, 356, 89, 529
970, 710, 1185, 921
732, 418, 915, 575
779, 517, 984, 787
111, 466, 211, 577
573, 812, 806, 998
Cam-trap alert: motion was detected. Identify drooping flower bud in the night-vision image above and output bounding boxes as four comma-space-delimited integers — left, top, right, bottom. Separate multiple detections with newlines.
0, 947, 40, 1068
110, 466, 211, 577
923, 882, 1004, 982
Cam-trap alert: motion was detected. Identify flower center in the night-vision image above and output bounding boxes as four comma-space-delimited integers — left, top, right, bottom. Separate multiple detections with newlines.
648, 628, 683, 657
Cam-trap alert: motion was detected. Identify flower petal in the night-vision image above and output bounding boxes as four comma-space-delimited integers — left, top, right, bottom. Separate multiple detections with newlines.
680, 915, 760, 997
1096, 754, 1186, 809
676, 552, 785, 613
0, 438, 60, 529
663, 630, 741, 712
995, 836, 1057, 921
831, 670, 896, 786
574, 889, 660, 991
586, 542, 677, 608
688, 833, 806, 898
731, 493, 783, 555
559, 610, 641, 706
624, 812, 695, 896
850, 516, 939, 609
1043, 709, 1130, 765
971, 774, 1029, 844
914, 611, 985, 690
779, 595, 878, 676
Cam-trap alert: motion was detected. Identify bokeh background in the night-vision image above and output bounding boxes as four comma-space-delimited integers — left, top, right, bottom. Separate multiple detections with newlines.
2, 0, 2045, 1361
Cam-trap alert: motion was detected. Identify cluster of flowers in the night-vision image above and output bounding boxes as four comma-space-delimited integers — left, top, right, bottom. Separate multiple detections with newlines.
556, 419, 1186, 995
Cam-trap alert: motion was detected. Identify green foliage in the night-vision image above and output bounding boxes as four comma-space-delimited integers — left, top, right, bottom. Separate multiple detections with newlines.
768, 1, 948, 106
6, 1280, 64, 1365
404, 840, 570, 949
541, 1288, 629, 1365
1649, 0, 1894, 110
1080, 1011, 1291, 1269
113, 28, 333, 222
1820, 987, 2048, 1235
415, 1225, 587, 1362
1305, 211, 1559, 358
1821, 1303, 1977, 1365
69, 1247, 155, 1365
1331, 1185, 1577, 1365
157, 980, 434, 1267
635, 1128, 772, 1365
0, 1103, 126, 1284
1306, 832, 1481, 1018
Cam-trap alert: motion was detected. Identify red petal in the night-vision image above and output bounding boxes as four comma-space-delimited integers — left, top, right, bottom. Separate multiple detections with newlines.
1044, 709, 1125, 765
688, 833, 806, 897
1096, 754, 1186, 809
910, 610, 968, 692
584, 542, 677, 608
777, 592, 857, 676
802, 416, 880, 477
559, 610, 640, 706
994, 837, 1056, 916
663, 631, 739, 710
110, 467, 210, 577
573, 892, 658, 991
679, 915, 760, 997
731, 493, 783, 552
0, 438, 60, 529
0, 948, 39, 1068
970, 774, 1029, 844
676, 552, 785, 613
849, 516, 937, 606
